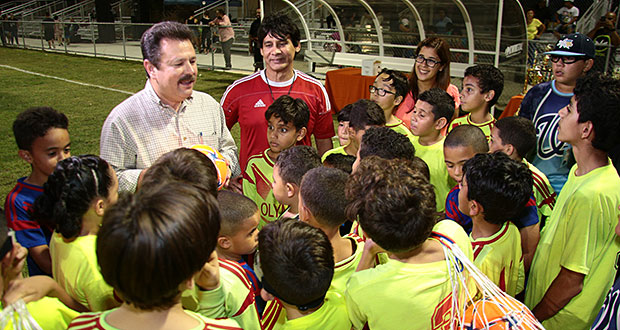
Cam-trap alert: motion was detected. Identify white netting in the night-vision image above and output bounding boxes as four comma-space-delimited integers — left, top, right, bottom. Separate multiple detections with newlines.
0, 299, 43, 330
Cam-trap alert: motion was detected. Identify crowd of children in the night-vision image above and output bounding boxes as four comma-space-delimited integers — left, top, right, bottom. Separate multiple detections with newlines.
2, 19, 620, 330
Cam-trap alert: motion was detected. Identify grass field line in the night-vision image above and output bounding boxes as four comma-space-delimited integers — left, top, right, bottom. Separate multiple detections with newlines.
0, 64, 134, 95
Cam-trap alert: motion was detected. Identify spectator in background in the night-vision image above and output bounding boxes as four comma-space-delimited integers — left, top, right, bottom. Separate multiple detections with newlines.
434, 9, 453, 35
185, 14, 201, 52
534, 0, 552, 27
527, 9, 546, 40
9, 14, 18, 45
211, 8, 234, 69
53, 16, 62, 46
587, 11, 620, 73
199, 11, 212, 54
1, 15, 9, 46
43, 13, 55, 49
249, 8, 263, 71
554, 0, 579, 38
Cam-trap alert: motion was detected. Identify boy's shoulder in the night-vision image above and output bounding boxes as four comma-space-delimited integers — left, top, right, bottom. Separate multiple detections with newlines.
281, 291, 350, 330
320, 146, 348, 162
471, 222, 521, 260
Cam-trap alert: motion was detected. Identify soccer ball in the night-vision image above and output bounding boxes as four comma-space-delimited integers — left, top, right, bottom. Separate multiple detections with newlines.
190, 144, 231, 190
463, 296, 539, 330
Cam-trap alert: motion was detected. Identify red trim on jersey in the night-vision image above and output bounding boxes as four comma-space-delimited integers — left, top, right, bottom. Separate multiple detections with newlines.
471, 223, 510, 260
219, 258, 252, 289
498, 268, 506, 292
261, 299, 284, 330
10, 219, 42, 231
68, 313, 103, 329
6, 184, 23, 224
531, 171, 556, 209
203, 322, 243, 330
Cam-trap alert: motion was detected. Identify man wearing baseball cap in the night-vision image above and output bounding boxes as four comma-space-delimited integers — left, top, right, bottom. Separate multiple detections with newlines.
518, 33, 594, 194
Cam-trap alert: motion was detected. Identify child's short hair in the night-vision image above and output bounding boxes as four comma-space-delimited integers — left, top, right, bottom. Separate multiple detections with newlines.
323, 154, 356, 174
376, 68, 409, 100
13, 107, 69, 151
264, 95, 310, 131
494, 117, 536, 159
348, 99, 386, 131
412, 156, 431, 181
32, 155, 114, 239
445, 125, 489, 154
97, 182, 219, 310
417, 88, 455, 123
359, 126, 415, 161
573, 72, 620, 152
259, 219, 334, 310
463, 153, 533, 224
300, 167, 348, 228
345, 156, 436, 253
337, 104, 352, 122
217, 190, 258, 236
463, 64, 504, 107
141, 148, 218, 196
274, 146, 321, 186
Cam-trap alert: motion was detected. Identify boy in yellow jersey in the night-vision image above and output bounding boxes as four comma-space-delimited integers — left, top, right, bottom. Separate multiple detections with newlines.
488, 116, 556, 223
525, 73, 620, 329
272, 146, 322, 220
259, 219, 351, 330
322, 99, 386, 161
410, 88, 457, 213
335, 104, 351, 147
243, 95, 309, 227
458, 152, 532, 296
449, 65, 504, 141
369, 68, 416, 142
344, 156, 474, 330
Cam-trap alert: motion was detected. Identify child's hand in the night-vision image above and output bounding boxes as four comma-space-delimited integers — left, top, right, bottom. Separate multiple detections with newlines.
3, 275, 54, 305
363, 238, 386, 256
1, 242, 27, 284
195, 251, 220, 291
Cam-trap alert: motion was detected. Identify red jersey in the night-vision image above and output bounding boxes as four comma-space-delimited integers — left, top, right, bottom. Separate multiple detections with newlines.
221, 70, 334, 171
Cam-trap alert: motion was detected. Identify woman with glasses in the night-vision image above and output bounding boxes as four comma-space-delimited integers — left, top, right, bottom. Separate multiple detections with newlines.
394, 36, 461, 130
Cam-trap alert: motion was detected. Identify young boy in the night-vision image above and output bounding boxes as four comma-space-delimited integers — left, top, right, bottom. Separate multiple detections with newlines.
489, 116, 556, 222
243, 95, 309, 228
459, 152, 533, 296
322, 154, 356, 174
410, 88, 457, 213
525, 73, 620, 329
444, 125, 540, 271
352, 126, 416, 173
369, 68, 415, 141
272, 146, 322, 220
4, 107, 71, 276
335, 104, 351, 147
448, 64, 504, 141
344, 156, 474, 330
259, 219, 351, 330
322, 99, 386, 161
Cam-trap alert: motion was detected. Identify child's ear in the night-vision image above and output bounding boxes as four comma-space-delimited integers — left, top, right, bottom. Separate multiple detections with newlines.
504, 144, 516, 158
484, 90, 495, 103
394, 95, 404, 107
260, 288, 275, 302
580, 121, 594, 141
434, 117, 448, 131
18, 150, 33, 164
94, 198, 106, 217
217, 236, 231, 249
286, 183, 297, 199
296, 127, 307, 142
470, 200, 483, 217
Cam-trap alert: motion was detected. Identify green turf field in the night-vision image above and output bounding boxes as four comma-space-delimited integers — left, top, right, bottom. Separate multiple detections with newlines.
0, 47, 245, 200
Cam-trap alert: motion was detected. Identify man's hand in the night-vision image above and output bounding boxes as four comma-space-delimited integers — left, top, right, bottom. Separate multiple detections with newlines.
195, 251, 220, 291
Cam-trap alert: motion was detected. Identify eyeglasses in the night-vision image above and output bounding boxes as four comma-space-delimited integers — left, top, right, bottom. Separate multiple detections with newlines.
549, 55, 582, 64
415, 55, 441, 68
369, 85, 396, 97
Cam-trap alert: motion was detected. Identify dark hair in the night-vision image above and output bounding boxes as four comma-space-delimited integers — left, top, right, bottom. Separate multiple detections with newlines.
215, 8, 225, 15
275, 146, 321, 186
409, 37, 451, 99
337, 104, 352, 122
573, 73, 620, 152
359, 126, 416, 161
97, 182, 219, 310
376, 68, 410, 105
463, 65, 504, 107
141, 21, 194, 70
140, 148, 218, 197
259, 219, 333, 308
323, 154, 356, 174
418, 88, 455, 122
445, 125, 489, 154
264, 95, 310, 131
300, 167, 348, 228
463, 153, 533, 225
348, 99, 386, 131
412, 156, 431, 181
345, 157, 436, 253
13, 107, 69, 151
258, 13, 301, 48
217, 190, 258, 236
32, 155, 114, 239
494, 117, 536, 159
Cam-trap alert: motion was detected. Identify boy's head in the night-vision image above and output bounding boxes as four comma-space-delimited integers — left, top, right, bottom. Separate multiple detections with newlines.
264, 95, 309, 154
411, 88, 455, 137
140, 148, 218, 196
97, 182, 219, 310
369, 68, 409, 114
323, 154, 356, 174
13, 107, 71, 179
273, 146, 321, 205
444, 125, 488, 183
348, 99, 386, 146
559, 72, 620, 152
459, 152, 533, 224
299, 167, 349, 229
354, 126, 415, 172
337, 104, 352, 147
216, 191, 259, 257
259, 219, 334, 311
489, 116, 536, 160
460, 65, 504, 112
346, 156, 436, 253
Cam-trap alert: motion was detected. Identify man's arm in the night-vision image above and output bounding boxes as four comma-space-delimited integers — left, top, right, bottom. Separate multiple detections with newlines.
315, 137, 333, 157
532, 267, 584, 321
216, 103, 241, 177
